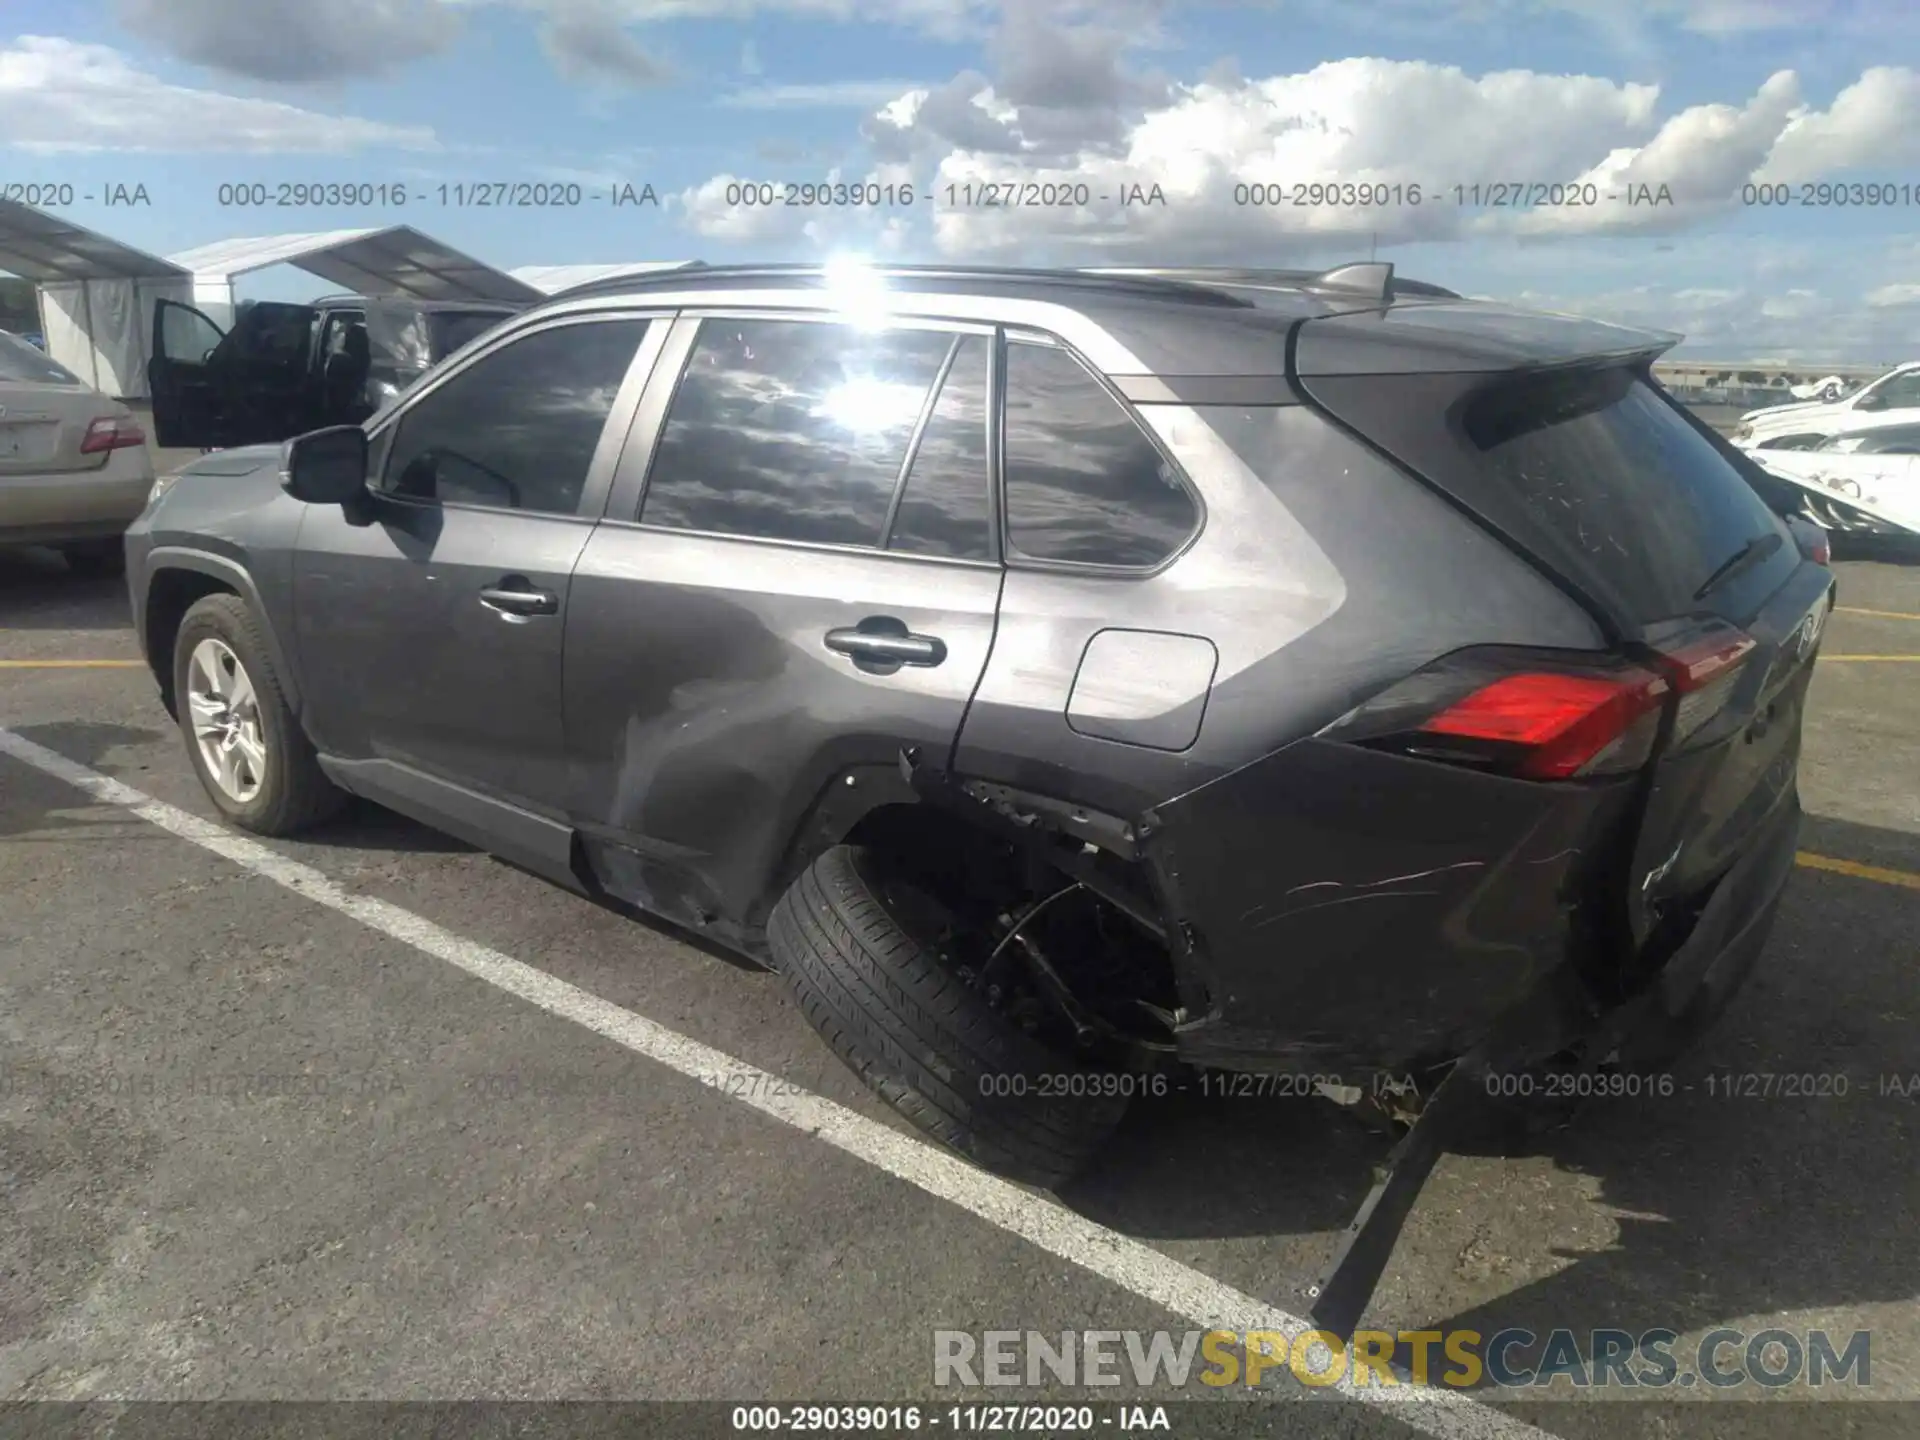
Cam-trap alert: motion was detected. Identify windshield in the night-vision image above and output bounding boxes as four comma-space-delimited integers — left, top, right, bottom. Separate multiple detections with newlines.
0, 329, 83, 385
1854, 366, 1920, 408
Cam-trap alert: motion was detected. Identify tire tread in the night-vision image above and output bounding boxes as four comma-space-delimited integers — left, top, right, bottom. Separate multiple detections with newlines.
769, 845, 1127, 1188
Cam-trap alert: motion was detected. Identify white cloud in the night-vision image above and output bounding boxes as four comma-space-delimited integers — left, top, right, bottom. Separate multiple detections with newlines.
828, 59, 1920, 259
0, 37, 440, 153
723, 79, 932, 108
1511, 69, 1802, 236
917, 58, 1673, 258
1865, 283, 1920, 308
1759, 67, 1920, 180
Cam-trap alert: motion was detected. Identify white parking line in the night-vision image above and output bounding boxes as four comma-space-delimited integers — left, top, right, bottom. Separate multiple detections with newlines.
0, 726, 1550, 1440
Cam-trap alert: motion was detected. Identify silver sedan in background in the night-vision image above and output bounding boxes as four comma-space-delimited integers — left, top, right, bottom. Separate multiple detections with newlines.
0, 328, 155, 575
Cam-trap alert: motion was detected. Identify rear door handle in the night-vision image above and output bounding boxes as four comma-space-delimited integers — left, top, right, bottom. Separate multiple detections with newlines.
479, 579, 559, 618
825, 621, 947, 673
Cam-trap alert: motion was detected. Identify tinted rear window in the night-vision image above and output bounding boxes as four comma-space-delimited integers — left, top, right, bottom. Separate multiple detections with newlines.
1305, 365, 1792, 623
0, 330, 81, 385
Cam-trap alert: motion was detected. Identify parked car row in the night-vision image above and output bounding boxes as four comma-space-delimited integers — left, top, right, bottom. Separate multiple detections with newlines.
1749, 423, 1920, 537
1734, 359, 1920, 451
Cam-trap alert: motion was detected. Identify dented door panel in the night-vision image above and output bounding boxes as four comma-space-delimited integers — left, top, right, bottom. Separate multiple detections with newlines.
563, 527, 1000, 933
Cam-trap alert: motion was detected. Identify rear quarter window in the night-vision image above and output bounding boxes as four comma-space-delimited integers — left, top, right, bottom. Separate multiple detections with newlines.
1001, 338, 1199, 568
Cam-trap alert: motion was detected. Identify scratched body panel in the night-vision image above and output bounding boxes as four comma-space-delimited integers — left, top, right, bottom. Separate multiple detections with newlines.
1141, 736, 1639, 1074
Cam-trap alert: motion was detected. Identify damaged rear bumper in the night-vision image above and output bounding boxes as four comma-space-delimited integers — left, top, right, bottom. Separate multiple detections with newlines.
903, 742, 1799, 1336
1302, 790, 1799, 1338
1139, 735, 1646, 1079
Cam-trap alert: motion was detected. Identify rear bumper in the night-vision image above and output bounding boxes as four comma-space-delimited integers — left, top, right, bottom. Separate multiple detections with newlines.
0, 450, 155, 547
1601, 788, 1798, 1069
1140, 736, 1798, 1079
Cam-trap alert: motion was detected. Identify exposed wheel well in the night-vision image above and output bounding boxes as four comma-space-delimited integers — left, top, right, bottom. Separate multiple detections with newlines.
144, 569, 237, 719
833, 799, 1185, 1059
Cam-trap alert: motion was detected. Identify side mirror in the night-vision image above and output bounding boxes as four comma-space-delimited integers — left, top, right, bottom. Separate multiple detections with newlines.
281, 425, 368, 505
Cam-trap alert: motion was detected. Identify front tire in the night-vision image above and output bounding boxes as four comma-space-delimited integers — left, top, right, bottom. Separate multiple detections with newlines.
769, 844, 1130, 1189
173, 593, 346, 835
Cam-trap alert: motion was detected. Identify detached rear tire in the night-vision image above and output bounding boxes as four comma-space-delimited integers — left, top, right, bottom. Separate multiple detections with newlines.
769, 844, 1129, 1189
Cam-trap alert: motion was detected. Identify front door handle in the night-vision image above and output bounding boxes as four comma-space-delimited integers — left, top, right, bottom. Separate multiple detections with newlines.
479, 578, 559, 618
825, 619, 947, 674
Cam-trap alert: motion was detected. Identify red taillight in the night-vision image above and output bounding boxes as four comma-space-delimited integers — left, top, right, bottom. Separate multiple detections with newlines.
1654, 627, 1757, 742
1418, 669, 1669, 779
1656, 632, 1757, 693
80, 416, 146, 455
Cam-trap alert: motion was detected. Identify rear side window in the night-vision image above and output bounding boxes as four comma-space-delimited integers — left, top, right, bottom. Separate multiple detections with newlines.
381, 318, 648, 515
1307, 366, 1792, 623
642, 318, 955, 546
1002, 340, 1197, 567
886, 334, 992, 560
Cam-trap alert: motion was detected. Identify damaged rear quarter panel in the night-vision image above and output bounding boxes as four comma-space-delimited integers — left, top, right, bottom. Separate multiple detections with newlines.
1142, 737, 1639, 1074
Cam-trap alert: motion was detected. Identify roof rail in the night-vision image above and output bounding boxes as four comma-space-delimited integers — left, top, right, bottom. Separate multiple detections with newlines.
549, 261, 1253, 308
1081, 263, 1460, 301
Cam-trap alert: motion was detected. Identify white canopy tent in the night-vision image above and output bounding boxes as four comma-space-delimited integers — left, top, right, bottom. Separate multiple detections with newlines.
169, 226, 546, 331
0, 198, 193, 399
510, 262, 697, 294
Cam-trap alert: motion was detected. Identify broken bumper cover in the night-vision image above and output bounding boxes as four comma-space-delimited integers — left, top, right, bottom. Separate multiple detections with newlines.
1139, 734, 1648, 1078
1303, 790, 1799, 1339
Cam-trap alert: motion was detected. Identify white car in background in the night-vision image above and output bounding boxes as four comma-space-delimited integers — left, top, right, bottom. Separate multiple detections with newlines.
1735, 359, 1920, 451
1749, 421, 1920, 537
1788, 374, 1852, 402
0, 328, 154, 574
1735, 360, 1920, 451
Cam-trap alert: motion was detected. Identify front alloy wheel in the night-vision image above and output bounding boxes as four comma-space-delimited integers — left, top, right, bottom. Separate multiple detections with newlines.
186, 636, 268, 804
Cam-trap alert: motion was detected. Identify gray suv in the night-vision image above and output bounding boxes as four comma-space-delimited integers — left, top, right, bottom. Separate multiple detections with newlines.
126, 262, 1832, 1333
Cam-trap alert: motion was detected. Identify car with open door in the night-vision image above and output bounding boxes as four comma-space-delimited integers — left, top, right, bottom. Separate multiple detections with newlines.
148, 294, 521, 450
125, 260, 1833, 1340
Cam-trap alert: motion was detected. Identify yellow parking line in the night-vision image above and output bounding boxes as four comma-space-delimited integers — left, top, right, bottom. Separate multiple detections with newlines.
0, 659, 144, 668
1836, 607, 1920, 622
1821, 655, 1920, 662
1797, 852, 1920, 891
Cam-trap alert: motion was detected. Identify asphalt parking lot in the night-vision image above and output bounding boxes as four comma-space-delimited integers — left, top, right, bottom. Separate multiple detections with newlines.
2, 540, 1917, 1439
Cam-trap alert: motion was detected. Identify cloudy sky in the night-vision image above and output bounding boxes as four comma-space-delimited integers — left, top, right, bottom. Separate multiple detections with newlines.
4, 0, 1919, 358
